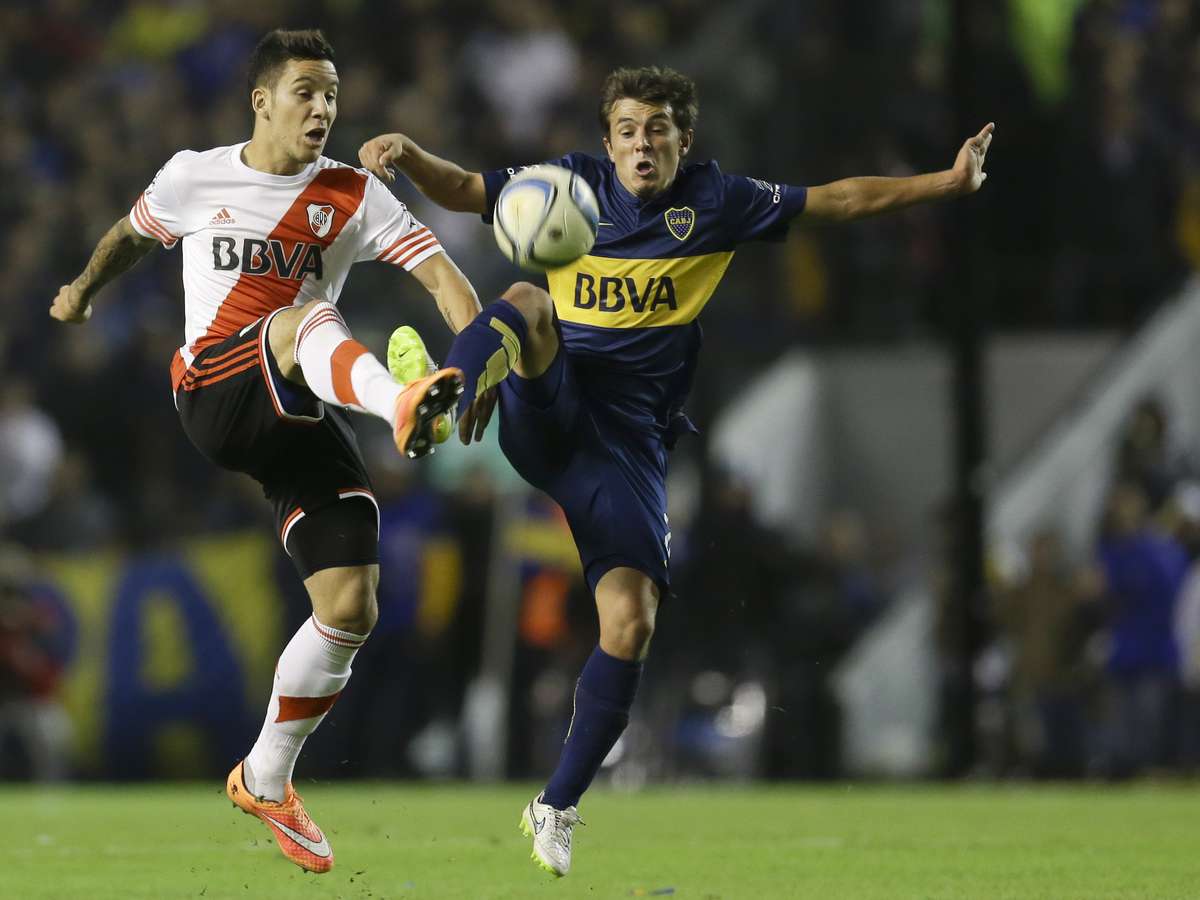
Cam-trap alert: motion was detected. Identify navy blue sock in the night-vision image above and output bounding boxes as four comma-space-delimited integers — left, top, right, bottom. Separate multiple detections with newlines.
444, 299, 529, 416
542, 646, 643, 809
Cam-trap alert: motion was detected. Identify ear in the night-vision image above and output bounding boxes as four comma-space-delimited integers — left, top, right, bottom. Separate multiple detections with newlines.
602, 134, 614, 162
252, 86, 271, 119
679, 129, 694, 158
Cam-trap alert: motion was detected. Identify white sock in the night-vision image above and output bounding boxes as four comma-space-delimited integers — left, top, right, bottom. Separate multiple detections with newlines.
293, 301, 404, 423
244, 615, 369, 802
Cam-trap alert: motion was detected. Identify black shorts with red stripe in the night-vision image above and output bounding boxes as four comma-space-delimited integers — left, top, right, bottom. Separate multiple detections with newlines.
175, 308, 379, 578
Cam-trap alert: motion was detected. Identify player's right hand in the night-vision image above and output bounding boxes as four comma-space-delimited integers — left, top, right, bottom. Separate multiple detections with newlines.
358, 133, 407, 185
49, 282, 92, 324
952, 122, 994, 195
458, 386, 497, 445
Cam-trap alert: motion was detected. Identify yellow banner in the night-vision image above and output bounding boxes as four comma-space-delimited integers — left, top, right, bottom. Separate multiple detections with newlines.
40, 532, 283, 777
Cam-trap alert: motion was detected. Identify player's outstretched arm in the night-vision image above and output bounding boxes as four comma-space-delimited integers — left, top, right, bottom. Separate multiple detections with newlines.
358, 133, 487, 215
50, 216, 158, 323
804, 123, 994, 222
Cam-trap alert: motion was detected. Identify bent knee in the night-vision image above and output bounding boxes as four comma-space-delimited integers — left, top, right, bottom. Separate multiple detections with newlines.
601, 608, 657, 660
309, 566, 379, 634
323, 590, 378, 635
266, 301, 320, 381
596, 568, 660, 659
501, 282, 554, 331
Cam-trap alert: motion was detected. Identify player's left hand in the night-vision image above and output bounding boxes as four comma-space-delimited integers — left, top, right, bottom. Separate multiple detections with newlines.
952, 122, 994, 195
49, 282, 93, 324
458, 386, 497, 444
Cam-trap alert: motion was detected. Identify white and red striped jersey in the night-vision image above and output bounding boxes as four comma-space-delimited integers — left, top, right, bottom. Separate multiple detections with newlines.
128, 142, 443, 391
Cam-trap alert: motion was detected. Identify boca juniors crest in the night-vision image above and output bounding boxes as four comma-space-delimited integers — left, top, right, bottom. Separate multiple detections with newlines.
307, 203, 335, 239
664, 207, 695, 241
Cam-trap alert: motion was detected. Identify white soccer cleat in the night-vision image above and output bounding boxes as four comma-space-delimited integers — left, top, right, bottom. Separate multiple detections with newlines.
519, 792, 583, 877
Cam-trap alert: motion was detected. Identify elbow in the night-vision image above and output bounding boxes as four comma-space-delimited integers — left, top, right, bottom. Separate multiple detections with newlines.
117, 216, 158, 250
827, 184, 858, 222
810, 181, 863, 222
834, 195, 857, 222
116, 215, 140, 239
453, 172, 486, 215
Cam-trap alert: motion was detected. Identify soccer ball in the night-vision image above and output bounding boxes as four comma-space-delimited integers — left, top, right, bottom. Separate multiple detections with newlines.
493, 166, 599, 272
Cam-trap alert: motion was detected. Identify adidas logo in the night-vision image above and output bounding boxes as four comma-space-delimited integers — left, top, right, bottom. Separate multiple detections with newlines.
210, 207, 235, 226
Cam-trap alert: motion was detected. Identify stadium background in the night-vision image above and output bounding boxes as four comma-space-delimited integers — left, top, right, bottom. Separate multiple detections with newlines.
3, 0, 1200, 793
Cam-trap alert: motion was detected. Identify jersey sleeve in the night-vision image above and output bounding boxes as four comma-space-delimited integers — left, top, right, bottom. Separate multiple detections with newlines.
480, 152, 596, 224
356, 175, 444, 270
129, 153, 189, 248
722, 173, 808, 244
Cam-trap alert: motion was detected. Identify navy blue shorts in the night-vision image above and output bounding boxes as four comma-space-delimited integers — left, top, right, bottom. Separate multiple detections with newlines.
497, 347, 671, 596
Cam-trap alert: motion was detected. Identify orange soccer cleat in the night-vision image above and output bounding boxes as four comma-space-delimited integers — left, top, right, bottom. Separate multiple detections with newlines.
226, 761, 334, 873
392, 368, 463, 459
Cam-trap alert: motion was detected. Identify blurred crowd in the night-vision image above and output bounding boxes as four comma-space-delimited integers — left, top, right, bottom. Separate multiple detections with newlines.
2, 0, 1200, 779
981, 397, 1200, 779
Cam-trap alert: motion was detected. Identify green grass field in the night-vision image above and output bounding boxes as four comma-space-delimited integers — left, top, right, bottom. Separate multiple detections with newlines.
2, 782, 1198, 899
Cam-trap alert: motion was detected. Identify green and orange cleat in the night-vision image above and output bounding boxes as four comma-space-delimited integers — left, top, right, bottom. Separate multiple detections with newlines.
388, 325, 456, 449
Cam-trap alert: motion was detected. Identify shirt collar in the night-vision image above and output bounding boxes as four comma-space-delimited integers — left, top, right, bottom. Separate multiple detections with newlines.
605, 159, 681, 211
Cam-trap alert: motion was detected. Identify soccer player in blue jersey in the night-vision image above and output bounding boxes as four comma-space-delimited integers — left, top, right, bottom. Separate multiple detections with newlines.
360, 66, 993, 877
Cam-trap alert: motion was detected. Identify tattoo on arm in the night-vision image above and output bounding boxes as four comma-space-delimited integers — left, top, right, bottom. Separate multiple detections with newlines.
77, 218, 158, 299
436, 288, 482, 334
432, 292, 463, 336
411, 254, 482, 334
435, 294, 456, 330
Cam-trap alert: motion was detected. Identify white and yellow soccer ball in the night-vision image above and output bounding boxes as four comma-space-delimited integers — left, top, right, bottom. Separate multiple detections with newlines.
493, 166, 600, 272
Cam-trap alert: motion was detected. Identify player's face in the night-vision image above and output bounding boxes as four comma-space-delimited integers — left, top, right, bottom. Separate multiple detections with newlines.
603, 99, 693, 200
256, 59, 339, 166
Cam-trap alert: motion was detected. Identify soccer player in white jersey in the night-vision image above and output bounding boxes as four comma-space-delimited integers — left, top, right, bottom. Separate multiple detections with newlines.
48, 29, 480, 873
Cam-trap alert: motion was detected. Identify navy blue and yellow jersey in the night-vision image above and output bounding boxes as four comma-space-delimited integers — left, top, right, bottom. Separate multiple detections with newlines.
482, 153, 807, 440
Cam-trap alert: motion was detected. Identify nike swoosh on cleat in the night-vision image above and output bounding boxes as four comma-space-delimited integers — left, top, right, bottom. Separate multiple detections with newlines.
261, 814, 332, 858
531, 810, 546, 834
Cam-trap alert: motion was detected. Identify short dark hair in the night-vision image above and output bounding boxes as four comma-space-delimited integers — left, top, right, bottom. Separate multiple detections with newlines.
598, 66, 698, 135
247, 28, 336, 93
